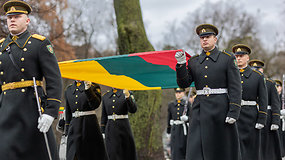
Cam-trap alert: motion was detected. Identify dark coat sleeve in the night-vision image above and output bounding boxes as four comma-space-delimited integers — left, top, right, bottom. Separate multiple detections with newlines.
126, 92, 137, 113
269, 81, 281, 125
226, 56, 242, 120
101, 97, 107, 134
256, 75, 268, 125
176, 61, 193, 88
38, 39, 62, 118
65, 90, 71, 135
167, 103, 172, 134
85, 83, 101, 110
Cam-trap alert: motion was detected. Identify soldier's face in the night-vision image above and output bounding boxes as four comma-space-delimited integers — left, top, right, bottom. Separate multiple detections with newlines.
276, 86, 282, 95
235, 54, 249, 68
7, 14, 30, 35
200, 35, 217, 51
175, 92, 185, 100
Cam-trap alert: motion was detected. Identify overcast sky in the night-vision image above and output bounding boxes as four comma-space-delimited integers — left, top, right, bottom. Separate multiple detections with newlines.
140, 0, 284, 51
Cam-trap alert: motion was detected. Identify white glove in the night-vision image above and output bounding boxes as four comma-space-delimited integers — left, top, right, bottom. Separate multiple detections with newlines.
166, 133, 171, 139
270, 124, 279, 130
102, 134, 105, 139
281, 109, 285, 116
175, 50, 186, 64
255, 123, 264, 129
123, 89, 130, 98
38, 114, 55, 133
170, 120, 174, 126
225, 117, 236, 124
180, 115, 188, 121
84, 81, 92, 90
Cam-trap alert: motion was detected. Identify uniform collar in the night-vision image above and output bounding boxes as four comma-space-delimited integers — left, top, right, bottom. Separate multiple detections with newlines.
174, 99, 185, 106
242, 66, 253, 78
199, 47, 220, 64
72, 81, 84, 93
1, 30, 32, 52
109, 89, 123, 98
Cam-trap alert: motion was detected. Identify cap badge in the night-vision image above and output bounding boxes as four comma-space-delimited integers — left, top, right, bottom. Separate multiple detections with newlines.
10, 6, 16, 12
237, 48, 241, 52
201, 29, 206, 33
253, 63, 257, 66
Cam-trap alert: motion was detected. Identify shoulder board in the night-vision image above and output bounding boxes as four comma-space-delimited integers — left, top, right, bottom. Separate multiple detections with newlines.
32, 34, 46, 41
0, 38, 5, 44
253, 69, 262, 76
191, 54, 199, 58
222, 50, 232, 57
102, 90, 110, 96
266, 78, 274, 83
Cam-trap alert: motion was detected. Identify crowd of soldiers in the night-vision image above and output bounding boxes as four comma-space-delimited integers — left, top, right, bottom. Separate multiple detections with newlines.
0, 0, 284, 160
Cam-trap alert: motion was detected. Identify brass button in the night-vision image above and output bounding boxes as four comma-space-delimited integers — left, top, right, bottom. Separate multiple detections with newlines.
75, 102, 78, 104
205, 66, 208, 69
206, 58, 209, 60
113, 94, 116, 97
241, 74, 244, 76
76, 89, 78, 91
205, 85, 208, 87
21, 58, 24, 61
241, 81, 244, 84
0, 52, 2, 55
3, 82, 5, 84
204, 75, 208, 78
21, 68, 24, 72
207, 95, 210, 97
3, 92, 6, 95
0, 61, 2, 65
178, 104, 180, 106
23, 48, 27, 51
0, 71, 3, 75
112, 106, 115, 109
75, 95, 78, 98
28, 41, 31, 44
177, 108, 180, 110
177, 112, 180, 115
113, 100, 115, 102
21, 79, 24, 82
21, 89, 25, 92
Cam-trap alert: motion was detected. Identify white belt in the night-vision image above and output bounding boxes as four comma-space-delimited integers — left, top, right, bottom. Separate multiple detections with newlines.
72, 110, 96, 118
170, 120, 187, 135
241, 100, 257, 106
267, 105, 271, 110
196, 87, 228, 95
108, 114, 128, 120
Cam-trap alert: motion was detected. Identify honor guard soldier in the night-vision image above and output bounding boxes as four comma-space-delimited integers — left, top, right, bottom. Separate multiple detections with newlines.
0, 0, 62, 159
233, 45, 268, 160
249, 59, 282, 160
64, 81, 108, 160
101, 88, 137, 160
175, 24, 242, 160
166, 88, 190, 160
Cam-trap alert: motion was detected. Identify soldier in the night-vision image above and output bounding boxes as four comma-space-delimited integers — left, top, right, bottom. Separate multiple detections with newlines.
175, 24, 242, 160
64, 81, 108, 160
0, 0, 62, 159
166, 88, 190, 160
233, 45, 268, 160
101, 88, 137, 160
248, 59, 281, 160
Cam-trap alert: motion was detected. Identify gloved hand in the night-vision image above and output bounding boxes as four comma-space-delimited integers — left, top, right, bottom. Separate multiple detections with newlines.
102, 133, 105, 139
281, 109, 285, 116
166, 133, 171, 139
84, 81, 92, 90
175, 50, 186, 64
123, 89, 130, 98
225, 117, 236, 124
180, 115, 188, 121
170, 120, 174, 126
270, 124, 279, 130
38, 114, 54, 133
255, 123, 264, 129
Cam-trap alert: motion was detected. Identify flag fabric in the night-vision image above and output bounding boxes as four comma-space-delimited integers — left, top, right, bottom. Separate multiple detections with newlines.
58, 49, 192, 90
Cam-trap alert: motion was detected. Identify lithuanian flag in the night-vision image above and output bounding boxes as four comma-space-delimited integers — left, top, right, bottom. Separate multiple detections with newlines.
59, 50, 191, 90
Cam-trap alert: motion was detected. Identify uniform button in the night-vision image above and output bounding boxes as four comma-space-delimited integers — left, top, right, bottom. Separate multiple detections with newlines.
113, 100, 115, 102
207, 95, 210, 97
0, 52, 2, 55
205, 85, 208, 87
21, 79, 24, 82
241, 81, 244, 84
205, 66, 208, 69
75, 102, 78, 104
21, 68, 24, 72
21, 89, 25, 92
113, 94, 116, 97
3, 92, 6, 95
112, 106, 115, 109
75, 95, 78, 98
178, 104, 180, 106
0, 71, 3, 75
23, 48, 27, 51
206, 58, 209, 60
21, 58, 24, 61
177, 108, 180, 110
204, 75, 208, 78
3, 82, 5, 84
177, 112, 180, 115
76, 89, 78, 91
28, 41, 31, 44
0, 61, 2, 65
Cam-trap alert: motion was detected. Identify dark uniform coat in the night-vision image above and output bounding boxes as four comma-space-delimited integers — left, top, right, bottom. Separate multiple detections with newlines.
101, 89, 137, 160
176, 47, 242, 160
0, 30, 62, 159
237, 66, 267, 160
279, 92, 285, 157
167, 99, 190, 160
65, 81, 108, 160
261, 78, 282, 160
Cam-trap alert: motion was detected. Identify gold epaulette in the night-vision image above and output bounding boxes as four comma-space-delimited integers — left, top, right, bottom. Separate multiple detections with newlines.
32, 34, 46, 41
222, 50, 232, 57
266, 78, 274, 83
0, 38, 5, 43
253, 69, 262, 76
191, 54, 199, 58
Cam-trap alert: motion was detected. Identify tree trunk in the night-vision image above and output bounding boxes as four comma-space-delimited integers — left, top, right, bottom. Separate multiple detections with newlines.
113, 0, 164, 159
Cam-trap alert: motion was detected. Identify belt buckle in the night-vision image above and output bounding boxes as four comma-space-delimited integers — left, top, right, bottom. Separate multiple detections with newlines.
74, 111, 80, 118
203, 87, 211, 95
112, 114, 116, 121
